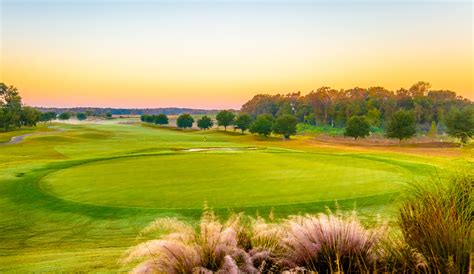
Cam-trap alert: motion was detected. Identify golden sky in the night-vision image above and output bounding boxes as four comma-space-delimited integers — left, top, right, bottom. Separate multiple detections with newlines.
1, 1, 472, 108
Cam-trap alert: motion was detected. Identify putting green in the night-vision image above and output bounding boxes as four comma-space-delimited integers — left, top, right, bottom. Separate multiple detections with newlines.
40, 149, 411, 209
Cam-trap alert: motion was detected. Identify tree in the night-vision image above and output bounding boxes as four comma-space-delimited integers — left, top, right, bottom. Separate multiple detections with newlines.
58, 112, 71, 120
445, 108, 474, 144
344, 116, 370, 140
234, 114, 253, 134
40, 112, 57, 123
145, 115, 154, 123
249, 114, 273, 137
197, 115, 213, 130
106, 112, 112, 119
272, 114, 297, 139
365, 108, 381, 128
76, 112, 87, 121
216, 110, 235, 131
154, 114, 169, 125
20, 107, 41, 127
177, 113, 194, 129
386, 110, 416, 143
140, 114, 147, 122
0, 83, 22, 131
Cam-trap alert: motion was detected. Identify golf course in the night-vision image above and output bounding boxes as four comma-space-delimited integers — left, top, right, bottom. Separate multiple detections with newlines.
0, 119, 470, 272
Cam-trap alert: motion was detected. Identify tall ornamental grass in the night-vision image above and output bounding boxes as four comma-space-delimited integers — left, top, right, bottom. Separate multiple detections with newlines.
123, 169, 472, 273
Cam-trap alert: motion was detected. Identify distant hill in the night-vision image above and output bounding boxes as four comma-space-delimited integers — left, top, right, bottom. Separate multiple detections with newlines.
35, 107, 229, 115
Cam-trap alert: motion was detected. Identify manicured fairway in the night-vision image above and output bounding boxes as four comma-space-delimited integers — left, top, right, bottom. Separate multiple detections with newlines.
0, 120, 468, 272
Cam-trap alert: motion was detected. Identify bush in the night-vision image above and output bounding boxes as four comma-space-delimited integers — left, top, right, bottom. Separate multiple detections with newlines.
249, 114, 273, 137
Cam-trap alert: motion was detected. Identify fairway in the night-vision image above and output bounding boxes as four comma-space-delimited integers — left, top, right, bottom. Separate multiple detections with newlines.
41, 150, 408, 209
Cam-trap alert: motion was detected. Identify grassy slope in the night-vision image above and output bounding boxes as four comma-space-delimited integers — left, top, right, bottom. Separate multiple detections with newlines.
0, 124, 54, 143
0, 120, 470, 272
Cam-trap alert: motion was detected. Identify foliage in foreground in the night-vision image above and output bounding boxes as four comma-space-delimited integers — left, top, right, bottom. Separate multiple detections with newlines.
124, 170, 472, 273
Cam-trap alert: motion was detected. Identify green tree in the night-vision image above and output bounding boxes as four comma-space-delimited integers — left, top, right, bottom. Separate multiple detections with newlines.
20, 106, 41, 127
154, 114, 169, 125
445, 108, 474, 144
216, 110, 235, 131
272, 114, 297, 139
249, 114, 273, 137
234, 113, 253, 134
365, 108, 381, 128
40, 112, 57, 123
177, 113, 194, 129
76, 112, 87, 121
105, 112, 112, 119
386, 110, 416, 143
344, 116, 370, 140
145, 115, 154, 123
58, 112, 71, 120
197, 115, 213, 130
0, 83, 22, 131
140, 114, 147, 122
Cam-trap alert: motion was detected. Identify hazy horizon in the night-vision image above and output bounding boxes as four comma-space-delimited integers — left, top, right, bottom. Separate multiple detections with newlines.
1, 0, 472, 109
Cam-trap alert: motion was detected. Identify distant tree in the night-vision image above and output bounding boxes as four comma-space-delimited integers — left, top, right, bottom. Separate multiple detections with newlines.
58, 112, 71, 120
344, 116, 370, 140
105, 112, 112, 119
445, 107, 474, 144
365, 108, 381, 128
20, 106, 41, 127
154, 114, 169, 125
145, 115, 154, 123
386, 110, 416, 143
177, 113, 194, 129
234, 113, 253, 134
197, 115, 213, 130
76, 112, 87, 121
272, 114, 297, 139
304, 113, 316, 125
85, 110, 93, 117
427, 121, 438, 137
216, 110, 235, 131
140, 114, 147, 122
40, 111, 57, 123
249, 114, 273, 137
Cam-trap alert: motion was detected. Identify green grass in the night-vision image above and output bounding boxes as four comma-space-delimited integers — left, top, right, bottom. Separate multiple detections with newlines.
0, 124, 53, 143
0, 120, 468, 271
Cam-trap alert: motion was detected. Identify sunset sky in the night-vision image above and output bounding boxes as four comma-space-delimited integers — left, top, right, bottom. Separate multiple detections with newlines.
1, 0, 472, 109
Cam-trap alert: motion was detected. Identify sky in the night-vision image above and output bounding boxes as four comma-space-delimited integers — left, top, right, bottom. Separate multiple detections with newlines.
0, 0, 472, 109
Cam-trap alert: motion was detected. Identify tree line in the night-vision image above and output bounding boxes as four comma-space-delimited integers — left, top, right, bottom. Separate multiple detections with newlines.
240, 82, 473, 142
141, 81, 473, 143
141, 111, 299, 139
